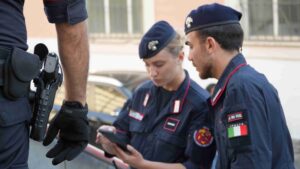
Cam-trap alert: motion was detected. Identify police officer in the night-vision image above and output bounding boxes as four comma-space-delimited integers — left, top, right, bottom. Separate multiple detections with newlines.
96, 21, 215, 169
0, 0, 89, 168
184, 3, 295, 169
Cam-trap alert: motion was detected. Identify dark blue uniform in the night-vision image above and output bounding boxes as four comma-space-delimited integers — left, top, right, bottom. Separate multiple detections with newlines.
113, 71, 216, 169
0, 1, 87, 168
211, 54, 295, 169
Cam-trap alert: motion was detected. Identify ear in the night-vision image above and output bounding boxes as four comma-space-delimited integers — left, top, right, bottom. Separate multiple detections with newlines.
177, 51, 184, 63
205, 37, 217, 54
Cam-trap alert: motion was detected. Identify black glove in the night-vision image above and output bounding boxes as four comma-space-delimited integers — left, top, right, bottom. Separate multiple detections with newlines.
43, 100, 89, 165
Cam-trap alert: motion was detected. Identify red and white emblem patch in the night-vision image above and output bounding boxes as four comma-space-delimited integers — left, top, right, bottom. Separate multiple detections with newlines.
193, 127, 213, 147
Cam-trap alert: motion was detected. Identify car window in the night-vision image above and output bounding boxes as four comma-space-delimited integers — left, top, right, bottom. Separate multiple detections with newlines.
54, 82, 127, 117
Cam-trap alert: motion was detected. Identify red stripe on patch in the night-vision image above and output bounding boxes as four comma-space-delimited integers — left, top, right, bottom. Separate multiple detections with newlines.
240, 124, 248, 136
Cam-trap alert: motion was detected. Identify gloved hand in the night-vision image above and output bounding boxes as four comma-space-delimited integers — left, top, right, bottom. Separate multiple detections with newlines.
43, 100, 89, 165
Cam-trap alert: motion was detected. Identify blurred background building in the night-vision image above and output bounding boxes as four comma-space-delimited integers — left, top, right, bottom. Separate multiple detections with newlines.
25, 0, 300, 168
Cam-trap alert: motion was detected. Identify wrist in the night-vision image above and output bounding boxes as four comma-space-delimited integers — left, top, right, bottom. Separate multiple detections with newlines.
63, 100, 87, 108
63, 99, 87, 108
60, 100, 88, 118
136, 159, 149, 169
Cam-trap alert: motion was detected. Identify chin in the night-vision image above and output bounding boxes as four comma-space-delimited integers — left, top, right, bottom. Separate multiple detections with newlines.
199, 72, 209, 80
152, 80, 162, 87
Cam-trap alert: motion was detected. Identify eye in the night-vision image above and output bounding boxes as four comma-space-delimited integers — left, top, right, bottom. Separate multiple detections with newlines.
154, 62, 164, 68
185, 41, 193, 49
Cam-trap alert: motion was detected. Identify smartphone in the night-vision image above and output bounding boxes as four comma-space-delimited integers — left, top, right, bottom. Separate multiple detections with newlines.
97, 128, 129, 152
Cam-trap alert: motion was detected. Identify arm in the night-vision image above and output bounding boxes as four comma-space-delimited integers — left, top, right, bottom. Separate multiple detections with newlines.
111, 96, 185, 169
223, 82, 271, 168
182, 102, 216, 169
56, 21, 89, 105
41, 0, 90, 165
96, 126, 186, 169
115, 145, 186, 169
114, 98, 215, 169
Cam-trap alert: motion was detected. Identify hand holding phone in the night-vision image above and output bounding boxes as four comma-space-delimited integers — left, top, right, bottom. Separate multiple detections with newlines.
97, 128, 129, 152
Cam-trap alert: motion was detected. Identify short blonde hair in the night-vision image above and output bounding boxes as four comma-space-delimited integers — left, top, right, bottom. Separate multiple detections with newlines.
165, 31, 184, 57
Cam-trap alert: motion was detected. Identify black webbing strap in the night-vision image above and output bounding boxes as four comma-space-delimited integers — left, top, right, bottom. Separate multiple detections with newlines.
0, 46, 10, 86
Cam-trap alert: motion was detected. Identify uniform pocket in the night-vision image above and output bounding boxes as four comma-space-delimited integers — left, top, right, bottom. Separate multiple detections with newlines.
157, 132, 186, 147
152, 132, 186, 162
127, 109, 149, 148
0, 98, 32, 127
129, 118, 145, 133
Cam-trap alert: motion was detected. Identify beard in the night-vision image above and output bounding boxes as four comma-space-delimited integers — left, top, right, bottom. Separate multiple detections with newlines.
199, 62, 213, 79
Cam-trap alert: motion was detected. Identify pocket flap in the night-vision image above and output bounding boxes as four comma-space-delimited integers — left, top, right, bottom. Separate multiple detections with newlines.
11, 47, 41, 82
129, 120, 145, 133
157, 132, 186, 147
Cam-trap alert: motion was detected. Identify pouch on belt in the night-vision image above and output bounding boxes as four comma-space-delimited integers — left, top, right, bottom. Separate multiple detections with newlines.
3, 47, 41, 100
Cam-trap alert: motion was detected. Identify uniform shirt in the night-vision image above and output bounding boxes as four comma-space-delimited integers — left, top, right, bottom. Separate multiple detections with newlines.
211, 54, 295, 169
0, 0, 87, 50
113, 71, 216, 169
156, 87, 175, 113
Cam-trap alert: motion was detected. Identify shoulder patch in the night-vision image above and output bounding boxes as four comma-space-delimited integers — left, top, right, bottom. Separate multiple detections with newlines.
227, 123, 248, 138
129, 110, 144, 121
193, 127, 213, 147
226, 111, 249, 139
227, 111, 244, 123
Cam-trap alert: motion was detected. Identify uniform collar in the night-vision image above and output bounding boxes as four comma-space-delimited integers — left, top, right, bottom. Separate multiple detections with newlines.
147, 70, 191, 113
171, 70, 191, 113
211, 53, 247, 106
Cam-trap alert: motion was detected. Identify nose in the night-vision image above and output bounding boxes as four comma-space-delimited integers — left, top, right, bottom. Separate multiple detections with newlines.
148, 66, 158, 77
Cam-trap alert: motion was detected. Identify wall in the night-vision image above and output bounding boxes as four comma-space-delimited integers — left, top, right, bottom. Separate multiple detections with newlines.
24, 1, 56, 38
154, 0, 224, 31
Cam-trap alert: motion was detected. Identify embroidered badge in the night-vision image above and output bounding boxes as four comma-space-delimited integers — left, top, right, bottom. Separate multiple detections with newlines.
227, 112, 243, 123
193, 127, 213, 147
128, 110, 144, 121
227, 123, 248, 138
163, 118, 180, 132
148, 40, 159, 51
185, 17, 193, 28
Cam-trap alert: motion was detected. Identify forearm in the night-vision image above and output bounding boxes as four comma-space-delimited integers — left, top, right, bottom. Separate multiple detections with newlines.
55, 21, 89, 105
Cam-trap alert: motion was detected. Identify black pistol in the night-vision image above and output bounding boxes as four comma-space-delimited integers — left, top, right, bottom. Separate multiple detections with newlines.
30, 45, 63, 141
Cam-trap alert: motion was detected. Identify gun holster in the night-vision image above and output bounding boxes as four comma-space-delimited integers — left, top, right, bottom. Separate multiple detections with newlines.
2, 47, 41, 100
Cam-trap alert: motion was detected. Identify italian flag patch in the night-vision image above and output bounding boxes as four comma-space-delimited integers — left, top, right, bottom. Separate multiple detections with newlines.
227, 124, 248, 138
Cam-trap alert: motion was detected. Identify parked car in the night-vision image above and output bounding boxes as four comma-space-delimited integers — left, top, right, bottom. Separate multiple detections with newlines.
51, 70, 148, 148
